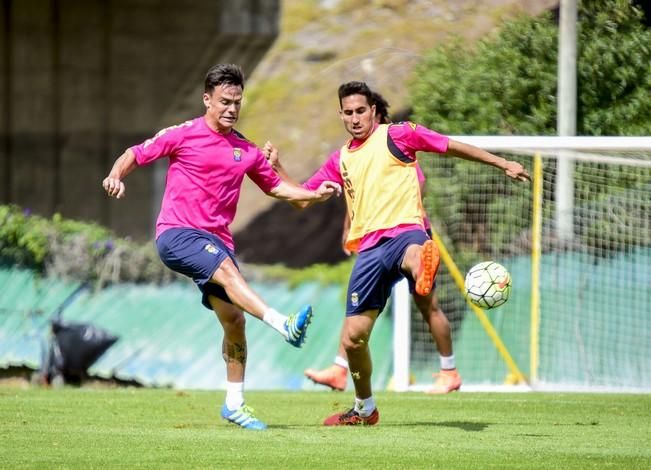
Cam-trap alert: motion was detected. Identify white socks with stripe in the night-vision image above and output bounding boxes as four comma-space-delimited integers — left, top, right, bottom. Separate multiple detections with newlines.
440, 354, 456, 370
225, 381, 244, 410
263, 308, 288, 338
334, 355, 349, 369
354, 396, 376, 417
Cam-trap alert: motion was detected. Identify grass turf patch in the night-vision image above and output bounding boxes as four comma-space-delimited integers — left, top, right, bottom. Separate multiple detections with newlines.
1, 388, 649, 468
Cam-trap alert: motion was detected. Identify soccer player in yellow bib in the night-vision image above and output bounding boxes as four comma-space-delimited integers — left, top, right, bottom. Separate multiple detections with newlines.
303, 91, 463, 395
267, 81, 529, 426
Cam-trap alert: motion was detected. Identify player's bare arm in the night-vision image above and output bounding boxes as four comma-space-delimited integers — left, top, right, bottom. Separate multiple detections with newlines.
446, 139, 531, 182
102, 148, 138, 199
263, 140, 317, 209
268, 180, 341, 205
263, 141, 299, 184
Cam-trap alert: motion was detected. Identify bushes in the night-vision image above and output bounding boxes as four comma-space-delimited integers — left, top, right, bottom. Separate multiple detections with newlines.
0, 205, 176, 286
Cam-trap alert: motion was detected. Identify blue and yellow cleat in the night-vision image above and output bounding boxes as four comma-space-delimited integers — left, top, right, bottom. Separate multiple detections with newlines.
221, 404, 268, 430
284, 305, 313, 348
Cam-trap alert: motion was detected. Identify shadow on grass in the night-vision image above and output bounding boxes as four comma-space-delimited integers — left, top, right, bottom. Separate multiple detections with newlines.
272, 421, 490, 431
390, 421, 490, 431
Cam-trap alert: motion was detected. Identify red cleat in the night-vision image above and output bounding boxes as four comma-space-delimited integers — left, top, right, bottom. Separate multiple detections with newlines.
425, 369, 462, 394
415, 240, 440, 296
304, 364, 347, 391
323, 407, 379, 426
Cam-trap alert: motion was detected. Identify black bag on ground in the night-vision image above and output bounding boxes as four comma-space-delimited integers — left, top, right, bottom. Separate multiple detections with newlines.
43, 319, 119, 385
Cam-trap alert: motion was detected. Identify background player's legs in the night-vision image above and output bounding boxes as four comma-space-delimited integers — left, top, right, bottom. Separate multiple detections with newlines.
304, 328, 348, 390
413, 292, 462, 394
413, 292, 452, 356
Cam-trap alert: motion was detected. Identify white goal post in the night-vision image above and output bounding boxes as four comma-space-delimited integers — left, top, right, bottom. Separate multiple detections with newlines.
392, 136, 651, 392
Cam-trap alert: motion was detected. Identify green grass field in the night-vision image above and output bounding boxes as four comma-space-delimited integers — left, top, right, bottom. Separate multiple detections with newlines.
1, 388, 649, 469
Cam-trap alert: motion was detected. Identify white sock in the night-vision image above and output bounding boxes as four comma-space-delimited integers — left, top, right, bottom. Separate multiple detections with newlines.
263, 308, 288, 338
225, 381, 244, 410
440, 354, 456, 370
354, 396, 376, 417
334, 355, 349, 369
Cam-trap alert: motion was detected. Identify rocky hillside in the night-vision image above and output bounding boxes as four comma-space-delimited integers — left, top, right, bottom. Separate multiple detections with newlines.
233, 0, 557, 266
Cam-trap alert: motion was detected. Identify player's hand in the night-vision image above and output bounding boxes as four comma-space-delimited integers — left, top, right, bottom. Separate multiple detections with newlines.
504, 161, 531, 182
102, 176, 126, 199
315, 181, 342, 201
263, 141, 280, 168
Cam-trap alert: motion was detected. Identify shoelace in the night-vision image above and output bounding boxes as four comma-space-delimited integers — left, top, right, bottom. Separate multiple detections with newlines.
239, 405, 257, 419
338, 408, 362, 423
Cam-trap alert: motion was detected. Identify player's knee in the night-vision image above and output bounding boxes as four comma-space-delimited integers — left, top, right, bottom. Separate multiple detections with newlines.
342, 334, 368, 354
220, 311, 246, 334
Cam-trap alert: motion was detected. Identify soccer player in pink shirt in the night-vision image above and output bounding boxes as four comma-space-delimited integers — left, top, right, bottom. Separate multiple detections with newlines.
102, 64, 341, 430
267, 81, 529, 426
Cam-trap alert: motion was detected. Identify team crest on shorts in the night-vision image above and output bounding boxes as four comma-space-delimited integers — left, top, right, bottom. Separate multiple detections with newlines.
233, 148, 242, 162
204, 243, 218, 255
350, 292, 359, 307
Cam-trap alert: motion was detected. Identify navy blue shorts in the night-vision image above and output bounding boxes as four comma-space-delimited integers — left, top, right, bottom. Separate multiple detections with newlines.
346, 229, 432, 316
156, 227, 238, 310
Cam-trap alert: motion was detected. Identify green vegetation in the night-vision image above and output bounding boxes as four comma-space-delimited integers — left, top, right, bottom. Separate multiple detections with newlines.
0, 203, 352, 288
1, 388, 649, 468
411, 0, 651, 256
0, 204, 174, 285
258, 257, 355, 289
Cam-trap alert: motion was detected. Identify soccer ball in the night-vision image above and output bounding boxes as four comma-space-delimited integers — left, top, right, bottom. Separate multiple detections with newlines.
464, 261, 511, 309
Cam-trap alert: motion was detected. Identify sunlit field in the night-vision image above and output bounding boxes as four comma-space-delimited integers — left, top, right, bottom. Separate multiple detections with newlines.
1, 388, 649, 468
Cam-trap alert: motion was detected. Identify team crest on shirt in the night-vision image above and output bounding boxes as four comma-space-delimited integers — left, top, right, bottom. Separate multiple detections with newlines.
233, 148, 242, 162
204, 243, 218, 255
351, 292, 359, 307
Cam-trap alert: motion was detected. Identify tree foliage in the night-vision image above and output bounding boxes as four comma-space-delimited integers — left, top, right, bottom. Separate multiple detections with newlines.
410, 0, 651, 256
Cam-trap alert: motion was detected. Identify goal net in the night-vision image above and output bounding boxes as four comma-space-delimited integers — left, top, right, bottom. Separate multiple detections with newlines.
393, 136, 651, 392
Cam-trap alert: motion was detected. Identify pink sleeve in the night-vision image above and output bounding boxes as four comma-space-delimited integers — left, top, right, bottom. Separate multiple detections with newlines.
131, 125, 185, 165
415, 162, 425, 184
303, 150, 343, 191
247, 148, 282, 193
388, 122, 449, 159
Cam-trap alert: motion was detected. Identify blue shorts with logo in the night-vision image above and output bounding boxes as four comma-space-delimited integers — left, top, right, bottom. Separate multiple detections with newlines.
346, 229, 432, 316
156, 227, 237, 310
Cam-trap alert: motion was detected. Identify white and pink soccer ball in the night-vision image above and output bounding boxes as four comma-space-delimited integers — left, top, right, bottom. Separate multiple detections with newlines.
464, 261, 511, 309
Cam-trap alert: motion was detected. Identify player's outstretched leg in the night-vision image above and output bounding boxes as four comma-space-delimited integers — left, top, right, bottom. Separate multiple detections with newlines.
415, 239, 441, 296
304, 364, 347, 391
284, 305, 313, 348
323, 407, 379, 426
221, 404, 268, 430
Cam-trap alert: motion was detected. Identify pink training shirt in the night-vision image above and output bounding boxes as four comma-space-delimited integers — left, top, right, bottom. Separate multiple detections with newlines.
131, 116, 281, 251
414, 163, 432, 231
304, 122, 448, 252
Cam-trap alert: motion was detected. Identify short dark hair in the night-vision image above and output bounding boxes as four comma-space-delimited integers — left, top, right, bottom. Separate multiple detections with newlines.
338, 81, 374, 108
204, 64, 245, 93
371, 91, 390, 124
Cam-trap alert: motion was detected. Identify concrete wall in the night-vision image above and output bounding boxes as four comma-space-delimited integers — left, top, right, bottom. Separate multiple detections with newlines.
0, 0, 279, 239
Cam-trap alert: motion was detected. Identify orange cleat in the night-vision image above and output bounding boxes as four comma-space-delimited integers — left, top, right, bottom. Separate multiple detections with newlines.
304, 364, 347, 391
323, 407, 379, 426
415, 240, 440, 296
425, 369, 462, 394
